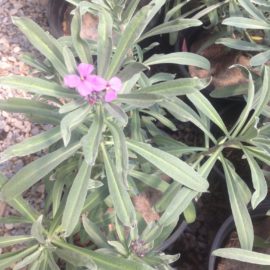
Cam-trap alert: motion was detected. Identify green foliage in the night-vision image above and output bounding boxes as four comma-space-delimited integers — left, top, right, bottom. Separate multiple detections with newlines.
0, 0, 270, 269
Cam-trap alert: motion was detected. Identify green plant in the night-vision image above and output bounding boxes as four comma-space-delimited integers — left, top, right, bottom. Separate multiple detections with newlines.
0, 1, 211, 269
0, 0, 270, 269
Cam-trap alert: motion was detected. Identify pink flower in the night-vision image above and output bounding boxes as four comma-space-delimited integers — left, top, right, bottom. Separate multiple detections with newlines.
105, 77, 122, 102
64, 63, 106, 96
64, 64, 122, 105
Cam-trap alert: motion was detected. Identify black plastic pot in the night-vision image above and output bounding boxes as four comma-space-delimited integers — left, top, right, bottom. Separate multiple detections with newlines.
47, 0, 162, 39
158, 220, 188, 252
174, 28, 250, 105
208, 198, 270, 270
47, 0, 69, 38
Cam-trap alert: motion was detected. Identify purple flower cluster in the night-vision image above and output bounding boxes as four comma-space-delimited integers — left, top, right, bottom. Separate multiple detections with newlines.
64, 63, 122, 105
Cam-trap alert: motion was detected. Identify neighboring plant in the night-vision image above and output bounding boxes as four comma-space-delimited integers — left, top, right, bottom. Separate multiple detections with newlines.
189, 0, 270, 66
167, 0, 270, 265
0, 0, 269, 269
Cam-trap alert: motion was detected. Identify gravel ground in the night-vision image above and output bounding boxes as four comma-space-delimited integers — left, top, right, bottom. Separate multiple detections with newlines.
0, 0, 49, 256
0, 0, 49, 175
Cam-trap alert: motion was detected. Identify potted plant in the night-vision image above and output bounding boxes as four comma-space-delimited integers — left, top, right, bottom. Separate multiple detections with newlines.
0, 0, 270, 268
0, 1, 211, 268
209, 198, 270, 270
171, 0, 270, 98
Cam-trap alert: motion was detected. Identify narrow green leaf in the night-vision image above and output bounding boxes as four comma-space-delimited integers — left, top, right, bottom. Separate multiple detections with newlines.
165, 1, 189, 22
241, 66, 270, 135
59, 99, 86, 114
238, 0, 266, 21
222, 17, 270, 29
131, 110, 143, 141
0, 98, 61, 125
61, 105, 90, 146
53, 239, 154, 270
243, 148, 267, 208
127, 140, 209, 192
0, 216, 32, 224
245, 146, 270, 166
81, 106, 103, 165
12, 17, 67, 76
14, 247, 43, 270
155, 182, 180, 212
82, 215, 110, 248
101, 143, 136, 226
0, 127, 62, 163
250, 49, 270, 66
105, 103, 128, 127
0, 142, 81, 199
129, 170, 169, 192
117, 62, 147, 82
8, 197, 39, 223
187, 91, 228, 135
0, 76, 78, 98
144, 0, 166, 27
183, 202, 196, 223
210, 83, 248, 98
213, 248, 270, 265
144, 52, 210, 70
159, 186, 197, 226
221, 156, 254, 250
122, 0, 140, 23
0, 235, 35, 248
138, 18, 202, 41
198, 147, 222, 178
140, 78, 210, 96
21, 54, 51, 73
117, 93, 163, 107
192, 1, 229, 20
106, 120, 129, 187
0, 245, 39, 270
82, 186, 108, 212
160, 98, 216, 143
62, 160, 92, 237
29, 257, 43, 270
63, 46, 77, 74
108, 241, 127, 256
216, 38, 268, 51
31, 216, 45, 244
71, 9, 92, 63
98, 9, 113, 77
55, 246, 96, 269
0, 171, 40, 223
141, 110, 177, 131
52, 160, 78, 217
107, 5, 151, 77
251, 0, 270, 6
47, 251, 60, 270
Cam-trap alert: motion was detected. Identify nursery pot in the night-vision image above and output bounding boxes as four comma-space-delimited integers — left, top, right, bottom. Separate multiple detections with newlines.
47, 0, 160, 39
48, 0, 69, 38
208, 198, 270, 270
158, 219, 188, 252
174, 29, 251, 100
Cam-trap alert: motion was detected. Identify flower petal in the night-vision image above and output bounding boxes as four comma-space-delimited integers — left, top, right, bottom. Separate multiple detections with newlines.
87, 75, 107, 91
105, 89, 117, 102
64, 75, 81, 88
77, 63, 94, 77
108, 77, 122, 92
76, 81, 93, 97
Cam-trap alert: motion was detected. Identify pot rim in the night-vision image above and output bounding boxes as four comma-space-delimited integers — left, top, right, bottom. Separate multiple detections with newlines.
208, 197, 270, 270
